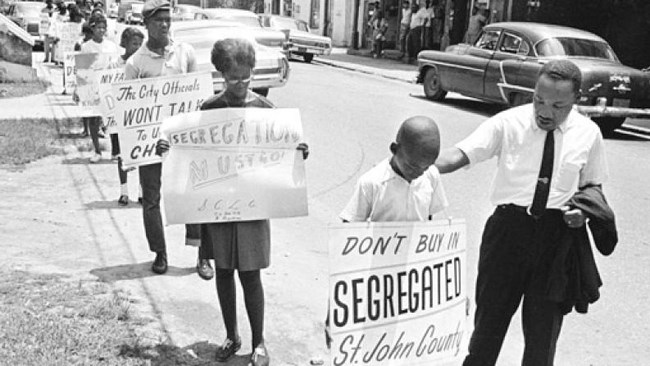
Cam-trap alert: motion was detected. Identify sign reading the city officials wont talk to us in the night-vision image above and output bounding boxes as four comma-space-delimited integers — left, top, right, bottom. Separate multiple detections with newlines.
161, 108, 308, 224
328, 220, 467, 366
111, 72, 213, 168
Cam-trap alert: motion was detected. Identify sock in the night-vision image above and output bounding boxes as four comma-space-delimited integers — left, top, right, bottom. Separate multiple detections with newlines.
120, 183, 128, 197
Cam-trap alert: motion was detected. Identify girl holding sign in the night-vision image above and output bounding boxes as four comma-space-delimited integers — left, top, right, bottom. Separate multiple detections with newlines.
80, 13, 119, 163
112, 27, 144, 206
157, 38, 308, 366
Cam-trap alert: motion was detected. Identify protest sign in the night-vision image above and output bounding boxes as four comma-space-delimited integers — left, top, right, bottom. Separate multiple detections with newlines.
161, 108, 308, 224
328, 220, 467, 366
111, 71, 213, 168
53, 22, 82, 63
74, 52, 121, 112
63, 51, 78, 92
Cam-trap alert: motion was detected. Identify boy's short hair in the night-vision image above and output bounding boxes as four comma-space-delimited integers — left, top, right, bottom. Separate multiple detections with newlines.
120, 27, 145, 48
211, 38, 256, 73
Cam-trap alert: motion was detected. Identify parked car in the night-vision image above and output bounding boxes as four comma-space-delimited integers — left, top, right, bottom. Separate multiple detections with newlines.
193, 8, 288, 55
117, 0, 142, 23
170, 20, 290, 97
260, 14, 331, 63
5, 1, 44, 48
417, 22, 650, 132
171, 4, 201, 22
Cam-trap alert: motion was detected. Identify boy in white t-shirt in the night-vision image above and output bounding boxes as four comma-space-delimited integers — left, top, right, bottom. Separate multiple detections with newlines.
340, 115, 448, 222
326, 115, 448, 347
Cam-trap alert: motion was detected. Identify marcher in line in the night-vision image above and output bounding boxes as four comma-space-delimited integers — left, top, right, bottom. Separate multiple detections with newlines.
80, 13, 118, 164
41, 0, 56, 63
124, 0, 212, 279
324, 115, 449, 347
398, 0, 412, 58
111, 27, 144, 206
157, 38, 309, 366
370, 10, 388, 58
435, 59, 612, 366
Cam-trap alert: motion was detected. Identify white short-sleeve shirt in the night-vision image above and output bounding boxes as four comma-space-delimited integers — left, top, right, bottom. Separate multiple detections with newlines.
125, 40, 197, 80
340, 158, 449, 222
455, 103, 609, 208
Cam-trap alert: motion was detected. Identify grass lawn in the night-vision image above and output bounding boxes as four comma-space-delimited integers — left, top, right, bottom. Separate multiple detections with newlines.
0, 119, 63, 165
0, 80, 48, 98
0, 271, 205, 365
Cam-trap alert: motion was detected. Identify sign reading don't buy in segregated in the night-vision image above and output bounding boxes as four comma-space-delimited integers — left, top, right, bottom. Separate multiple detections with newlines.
110, 71, 213, 168
328, 220, 467, 366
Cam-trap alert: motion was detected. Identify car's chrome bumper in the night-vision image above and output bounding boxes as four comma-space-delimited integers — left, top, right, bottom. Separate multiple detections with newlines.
289, 44, 331, 56
577, 105, 650, 119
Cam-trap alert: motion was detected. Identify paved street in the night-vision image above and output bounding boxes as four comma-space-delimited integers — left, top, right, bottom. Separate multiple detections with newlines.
2, 58, 649, 365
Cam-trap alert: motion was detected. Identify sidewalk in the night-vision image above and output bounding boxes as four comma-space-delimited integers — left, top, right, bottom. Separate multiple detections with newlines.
314, 47, 419, 84
0, 62, 96, 129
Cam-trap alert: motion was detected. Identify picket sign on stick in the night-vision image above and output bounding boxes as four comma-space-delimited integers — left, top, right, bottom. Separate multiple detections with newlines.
160, 107, 308, 225
62, 51, 79, 93
111, 71, 213, 168
54, 22, 82, 63
328, 220, 467, 366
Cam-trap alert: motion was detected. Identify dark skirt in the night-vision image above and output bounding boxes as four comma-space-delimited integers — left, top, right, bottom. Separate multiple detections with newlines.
200, 220, 271, 271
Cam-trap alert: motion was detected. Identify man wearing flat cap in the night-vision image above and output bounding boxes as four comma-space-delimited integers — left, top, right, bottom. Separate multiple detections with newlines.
125, 0, 213, 280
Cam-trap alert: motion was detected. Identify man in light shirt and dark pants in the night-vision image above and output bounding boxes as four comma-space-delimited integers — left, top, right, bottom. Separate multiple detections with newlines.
435, 59, 612, 365
125, 0, 213, 279
398, 0, 411, 59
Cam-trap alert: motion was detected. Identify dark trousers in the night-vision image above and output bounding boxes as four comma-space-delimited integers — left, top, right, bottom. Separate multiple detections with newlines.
139, 163, 166, 253
463, 205, 565, 366
111, 134, 127, 184
408, 26, 423, 59
87, 116, 102, 154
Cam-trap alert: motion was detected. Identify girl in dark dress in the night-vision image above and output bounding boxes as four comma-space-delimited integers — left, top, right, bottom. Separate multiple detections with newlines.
196, 38, 308, 366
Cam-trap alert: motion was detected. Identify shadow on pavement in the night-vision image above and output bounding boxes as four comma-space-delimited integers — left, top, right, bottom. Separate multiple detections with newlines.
119, 341, 251, 365
91, 263, 196, 282
84, 200, 141, 210
62, 157, 114, 165
410, 94, 506, 117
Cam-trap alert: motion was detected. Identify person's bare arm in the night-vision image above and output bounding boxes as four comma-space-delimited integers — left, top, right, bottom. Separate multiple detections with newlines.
435, 147, 470, 174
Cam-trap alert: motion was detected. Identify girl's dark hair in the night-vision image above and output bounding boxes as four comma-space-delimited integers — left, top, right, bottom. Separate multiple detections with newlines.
81, 22, 93, 35
120, 27, 145, 48
210, 38, 256, 73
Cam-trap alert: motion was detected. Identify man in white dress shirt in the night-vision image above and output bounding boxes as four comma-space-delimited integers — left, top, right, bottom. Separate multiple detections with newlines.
435, 59, 609, 366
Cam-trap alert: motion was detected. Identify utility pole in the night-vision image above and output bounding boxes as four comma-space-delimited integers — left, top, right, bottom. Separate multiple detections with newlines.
352, 0, 360, 49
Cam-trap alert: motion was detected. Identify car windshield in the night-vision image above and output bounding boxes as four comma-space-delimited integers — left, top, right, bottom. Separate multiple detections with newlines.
535, 37, 618, 61
16, 3, 42, 17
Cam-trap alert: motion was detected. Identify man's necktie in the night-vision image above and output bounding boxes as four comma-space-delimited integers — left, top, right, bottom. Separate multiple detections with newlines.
529, 131, 555, 218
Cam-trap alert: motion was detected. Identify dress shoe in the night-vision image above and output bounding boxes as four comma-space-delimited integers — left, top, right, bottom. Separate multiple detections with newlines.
215, 336, 241, 362
250, 343, 269, 366
151, 252, 168, 274
197, 258, 214, 280
118, 195, 129, 206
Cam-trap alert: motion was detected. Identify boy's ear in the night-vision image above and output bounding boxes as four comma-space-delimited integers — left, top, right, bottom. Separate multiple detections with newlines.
390, 142, 398, 154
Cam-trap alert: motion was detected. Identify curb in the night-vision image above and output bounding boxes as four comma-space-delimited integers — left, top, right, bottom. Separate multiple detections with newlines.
313, 58, 418, 85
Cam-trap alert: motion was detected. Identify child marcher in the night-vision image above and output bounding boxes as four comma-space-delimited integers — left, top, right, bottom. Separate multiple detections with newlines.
80, 13, 119, 163
325, 115, 448, 346
157, 38, 309, 366
112, 27, 144, 206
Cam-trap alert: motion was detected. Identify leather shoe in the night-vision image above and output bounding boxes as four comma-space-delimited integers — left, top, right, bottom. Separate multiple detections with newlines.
151, 252, 168, 274
250, 343, 269, 366
215, 336, 241, 362
197, 258, 214, 280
